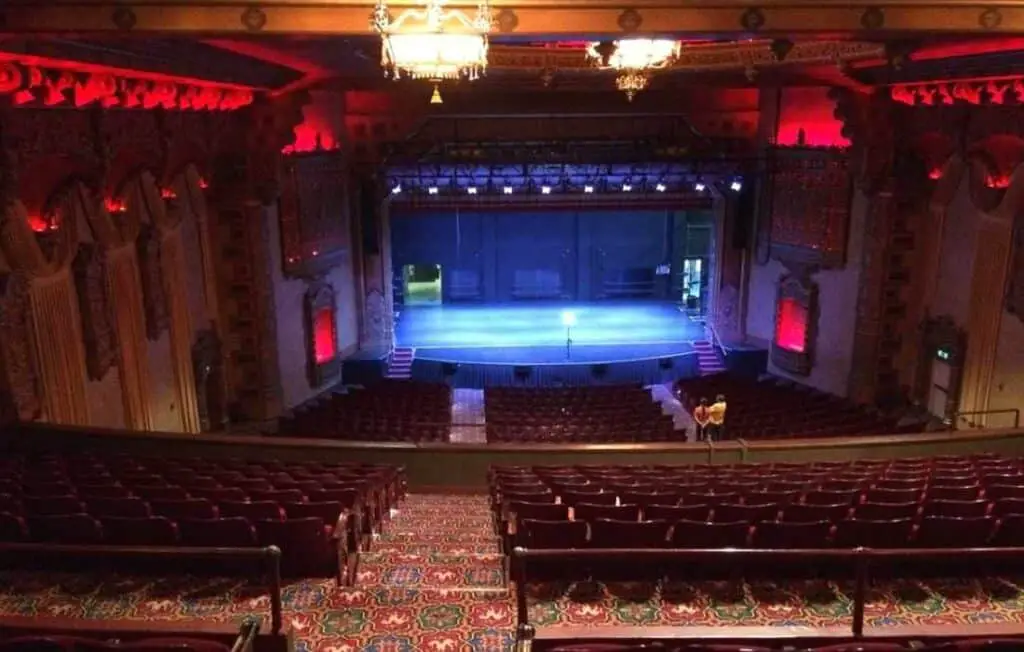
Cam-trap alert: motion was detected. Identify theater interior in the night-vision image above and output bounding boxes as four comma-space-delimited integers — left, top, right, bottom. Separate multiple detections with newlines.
1, 1, 1024, 651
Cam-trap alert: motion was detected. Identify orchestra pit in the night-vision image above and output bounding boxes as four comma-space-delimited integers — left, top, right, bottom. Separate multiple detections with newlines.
1, 3, 1024, 651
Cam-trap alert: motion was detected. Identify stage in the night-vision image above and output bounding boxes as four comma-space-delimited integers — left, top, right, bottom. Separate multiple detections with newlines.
392, 301, 703, 387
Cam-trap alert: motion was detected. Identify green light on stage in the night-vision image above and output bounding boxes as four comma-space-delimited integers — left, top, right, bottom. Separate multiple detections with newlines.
937, 347, 951, 361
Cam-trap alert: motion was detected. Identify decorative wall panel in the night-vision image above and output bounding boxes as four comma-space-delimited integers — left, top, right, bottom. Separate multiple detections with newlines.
72, 243, 117, 381
1009, 213, 1024, 323
279, 152, 350, 279
0, 273, 41, 422
771, 269, 818, 376
768, 146, 853, 267
136, 223, 169, 340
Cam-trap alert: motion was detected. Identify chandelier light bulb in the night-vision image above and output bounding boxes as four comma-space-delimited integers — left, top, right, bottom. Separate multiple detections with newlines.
586, 38, 679, 101
503, 186, 513, 194
428, 187, 439, 195
541, 186, 551, 195
583, 185, 594, 194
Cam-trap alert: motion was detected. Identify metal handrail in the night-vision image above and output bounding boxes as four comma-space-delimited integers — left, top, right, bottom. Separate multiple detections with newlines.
510, 545, 1024, 645
0, 543, 284, 635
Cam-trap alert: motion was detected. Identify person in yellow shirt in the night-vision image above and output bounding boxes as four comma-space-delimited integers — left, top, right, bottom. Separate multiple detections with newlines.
707, 394, 727, 441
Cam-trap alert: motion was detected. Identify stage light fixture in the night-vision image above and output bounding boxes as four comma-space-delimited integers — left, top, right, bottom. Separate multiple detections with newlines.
467, 187, 478, 194
731, 180, 743, 192
503, 186, 513, 194
541, 186, 551, 194
391, 184, 402, 195
695, 182, 706, 192
583, 185, 594, 193
561, 311, 577, 327
622, 184, 632, 192
655, 183, 666, 192
428, 186, 439, 195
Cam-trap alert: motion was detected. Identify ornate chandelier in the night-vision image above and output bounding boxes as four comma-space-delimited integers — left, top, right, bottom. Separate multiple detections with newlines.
372, 0, 493, 101
586, 39, 681, 101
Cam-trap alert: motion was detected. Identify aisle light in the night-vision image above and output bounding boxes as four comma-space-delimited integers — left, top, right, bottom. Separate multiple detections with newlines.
503, 186, 513, 194
695, 182, 706, 192
541, 186, 551, 194
730, 180, 743, 192
391, 185, 402, 195
467, 187, 478, 194
655, 183, 666, 192
427, 186, 439, 195
583, 185, 594, 193
622, 184, 632, 192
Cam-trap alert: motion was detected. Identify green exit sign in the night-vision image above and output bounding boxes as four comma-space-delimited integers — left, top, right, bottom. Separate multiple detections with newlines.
937, 348, 951, 361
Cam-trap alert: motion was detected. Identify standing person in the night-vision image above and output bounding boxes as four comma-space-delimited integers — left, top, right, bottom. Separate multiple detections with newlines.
693, 398, 711, 441
707, 394, 727, 441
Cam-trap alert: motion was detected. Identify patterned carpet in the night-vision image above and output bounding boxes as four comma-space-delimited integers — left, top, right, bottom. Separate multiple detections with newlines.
1, 495, 1024, 651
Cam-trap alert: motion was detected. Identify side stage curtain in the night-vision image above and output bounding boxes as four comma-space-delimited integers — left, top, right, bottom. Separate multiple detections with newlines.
29, 269, 90, 425
161, 226, 201, 433
106, 244, 154, 431
959, 218, 1013, 425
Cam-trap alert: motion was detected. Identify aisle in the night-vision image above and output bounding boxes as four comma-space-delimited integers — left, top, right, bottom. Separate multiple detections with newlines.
357, 494, 504, 588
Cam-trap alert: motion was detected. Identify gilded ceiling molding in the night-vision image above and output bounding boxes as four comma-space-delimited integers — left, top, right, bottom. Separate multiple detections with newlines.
7, 3, 1019, 35
486, 40, 884, 73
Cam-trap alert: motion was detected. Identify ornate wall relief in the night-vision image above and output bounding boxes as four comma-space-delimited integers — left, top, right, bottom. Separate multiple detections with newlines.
0, 273, 41, 422
136, 223, 168, 340
771, 267, 819, 376
362, 288, 388, 347
305, 282, 341, 388
279, 151, 350, 279
768, 146, 853, 268
72, 242, 117, 381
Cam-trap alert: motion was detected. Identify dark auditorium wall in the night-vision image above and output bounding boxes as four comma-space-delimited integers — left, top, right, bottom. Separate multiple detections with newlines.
390, 209, 679, 302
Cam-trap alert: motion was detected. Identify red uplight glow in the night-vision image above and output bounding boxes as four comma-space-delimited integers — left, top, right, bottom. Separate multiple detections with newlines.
986, 174, 1011, 189
160, 188, 178, 200
26, 214, 57, 233
313, 308, 337, 364
776, 87, 850, 148
104, 198, 127, 213
198, 178, 209, 190
775, 298, 808, 353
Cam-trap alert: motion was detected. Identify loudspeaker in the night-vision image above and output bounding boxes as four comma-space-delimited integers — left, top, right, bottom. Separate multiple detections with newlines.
513, 366, 532, 380
591, 364, 609, 378
360, 179, 380, 255
732, 180, 757, 250
659, 358, 674, 370
442, 362, 459, 376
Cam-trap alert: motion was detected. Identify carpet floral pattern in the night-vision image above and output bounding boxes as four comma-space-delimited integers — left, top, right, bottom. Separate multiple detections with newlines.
0, 494, 1023, 651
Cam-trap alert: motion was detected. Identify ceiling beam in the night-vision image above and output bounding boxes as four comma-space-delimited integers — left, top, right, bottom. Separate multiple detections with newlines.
2, 2, 1021, 36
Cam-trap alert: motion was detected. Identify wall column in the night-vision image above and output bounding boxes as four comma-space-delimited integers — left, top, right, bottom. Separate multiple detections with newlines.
159, 226, 201, 433
28, 269, 90, 425
104, 243, 153, 430
959, 215, 1014, 424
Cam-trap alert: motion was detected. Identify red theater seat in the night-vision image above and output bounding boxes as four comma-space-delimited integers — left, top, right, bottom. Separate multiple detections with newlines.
219, 501, 284, 521
589, 519, 669, 548
85, 497, 152, 518
0, 512, 27, 542
101, 517, 179, 546
29, 514, 104, 544
574, 503, 641, 522
254, 517, 337, 577
178, 517, 257, 547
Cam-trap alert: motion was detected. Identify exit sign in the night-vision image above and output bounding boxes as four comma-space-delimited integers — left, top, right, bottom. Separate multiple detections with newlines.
937, 348, 951, 361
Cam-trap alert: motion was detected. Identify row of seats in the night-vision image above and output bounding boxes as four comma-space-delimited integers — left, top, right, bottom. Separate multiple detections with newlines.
512, 513, 1024, 551
277, 381, 451, 442
675, 374, 906, 440
485, 385, 676, 443
0, 637, 235, 651
0, 453, 405, 579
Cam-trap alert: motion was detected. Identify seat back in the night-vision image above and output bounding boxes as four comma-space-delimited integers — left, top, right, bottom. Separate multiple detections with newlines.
589, 519, 669, 548
521, 518, 588, 548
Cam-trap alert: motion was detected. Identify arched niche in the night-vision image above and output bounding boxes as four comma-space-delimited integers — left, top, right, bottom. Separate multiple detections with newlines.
305, 282, 341, 388
770, 266, 818, 377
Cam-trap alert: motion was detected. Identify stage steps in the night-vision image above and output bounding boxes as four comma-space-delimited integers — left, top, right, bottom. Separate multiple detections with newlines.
385, 346, 415, 379
693, 340, 726, 375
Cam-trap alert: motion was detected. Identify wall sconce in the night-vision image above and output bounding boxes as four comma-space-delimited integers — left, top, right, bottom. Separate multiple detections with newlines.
198, 178, 209, 190
160, 187, 178, 200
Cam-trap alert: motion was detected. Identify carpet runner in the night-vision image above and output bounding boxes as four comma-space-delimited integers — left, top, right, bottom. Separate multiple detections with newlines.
2, 495, 1024, 651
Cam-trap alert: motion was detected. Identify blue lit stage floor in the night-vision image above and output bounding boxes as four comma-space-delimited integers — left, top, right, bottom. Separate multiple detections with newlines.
396, 301, 701, 365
